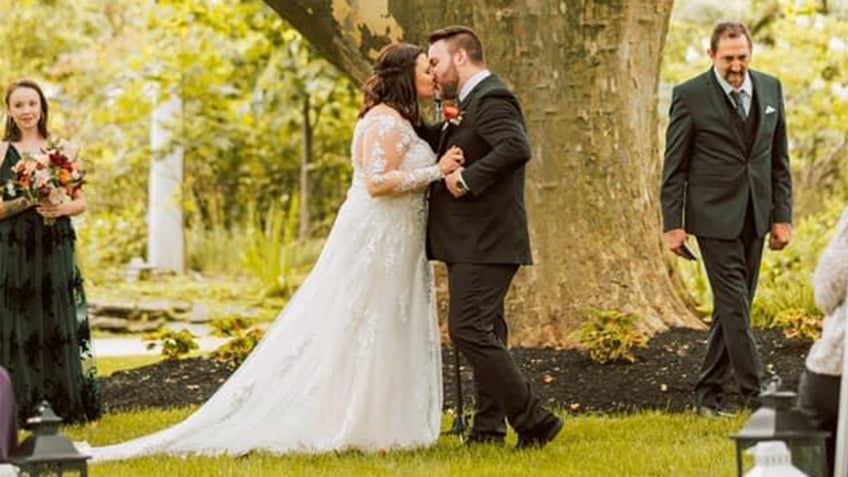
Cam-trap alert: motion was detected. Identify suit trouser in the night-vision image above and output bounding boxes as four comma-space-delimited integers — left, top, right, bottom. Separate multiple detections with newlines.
695, 206, 765, 407
447, 263, 547, 435
797, 369, 841, 477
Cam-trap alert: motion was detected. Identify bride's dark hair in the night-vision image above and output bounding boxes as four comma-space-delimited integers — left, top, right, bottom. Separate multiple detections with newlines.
359, 43, 424, 125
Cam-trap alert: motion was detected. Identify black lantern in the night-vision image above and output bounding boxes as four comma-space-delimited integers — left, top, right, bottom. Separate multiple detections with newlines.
732, 388, 829, 477
7, 401, 90, 476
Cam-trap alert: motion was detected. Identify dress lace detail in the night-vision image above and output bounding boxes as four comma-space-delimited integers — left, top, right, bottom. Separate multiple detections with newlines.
356, 109, 443, 194
805, 207, 848, 376
84, 107, 442, 460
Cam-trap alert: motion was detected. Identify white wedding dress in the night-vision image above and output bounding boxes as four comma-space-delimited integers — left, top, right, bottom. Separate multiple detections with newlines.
86, 107, 443, 460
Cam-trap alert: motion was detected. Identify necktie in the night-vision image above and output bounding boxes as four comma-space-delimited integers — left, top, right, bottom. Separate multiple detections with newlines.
729, 90, 747, 119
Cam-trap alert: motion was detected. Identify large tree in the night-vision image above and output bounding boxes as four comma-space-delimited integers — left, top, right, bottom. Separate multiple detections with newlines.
264, 0, 702, 345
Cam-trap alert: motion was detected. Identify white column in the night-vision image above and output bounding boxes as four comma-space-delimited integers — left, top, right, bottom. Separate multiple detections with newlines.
147, 84, 185, 273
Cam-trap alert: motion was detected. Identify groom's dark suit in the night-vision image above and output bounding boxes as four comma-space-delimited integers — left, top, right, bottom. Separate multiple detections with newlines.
427, 76, 532, 266
661, 68, 792, 409
424, 74, 551, 439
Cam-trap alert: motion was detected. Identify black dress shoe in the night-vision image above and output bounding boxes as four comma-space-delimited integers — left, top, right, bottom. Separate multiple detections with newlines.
515, 415, 564, 450
465, 432, 506, 446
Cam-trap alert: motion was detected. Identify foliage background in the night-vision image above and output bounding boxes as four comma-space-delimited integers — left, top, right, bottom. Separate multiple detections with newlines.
0, 0, 357, 289
0, 0, 846, 332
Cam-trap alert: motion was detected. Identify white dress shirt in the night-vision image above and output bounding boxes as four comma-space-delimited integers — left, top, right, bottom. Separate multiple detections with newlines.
458, 70, 491, 103
456, 70, 491, 193
713, 67, 752, 117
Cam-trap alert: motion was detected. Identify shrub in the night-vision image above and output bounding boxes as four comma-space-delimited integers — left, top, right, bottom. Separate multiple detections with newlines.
770, 307, 823, 341
575, 308, 648, 364
209, 316, 266, 369
143, 327, 199, 360
751, 201, 844, 329
242, 197, 300, 298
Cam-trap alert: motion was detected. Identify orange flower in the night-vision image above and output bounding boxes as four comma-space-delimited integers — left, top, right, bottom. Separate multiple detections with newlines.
58, 168, 72, 185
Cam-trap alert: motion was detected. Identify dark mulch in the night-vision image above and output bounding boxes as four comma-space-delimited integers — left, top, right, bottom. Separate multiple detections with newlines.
101, 327, 810, 415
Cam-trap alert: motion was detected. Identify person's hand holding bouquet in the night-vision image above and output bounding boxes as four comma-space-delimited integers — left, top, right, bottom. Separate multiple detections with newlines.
8, 139, 84, 225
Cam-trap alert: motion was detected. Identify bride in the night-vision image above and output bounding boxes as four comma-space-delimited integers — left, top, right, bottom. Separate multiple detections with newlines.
86, 42, 464, 460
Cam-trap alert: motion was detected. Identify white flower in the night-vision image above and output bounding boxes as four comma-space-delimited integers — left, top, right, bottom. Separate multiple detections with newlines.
47, 187, 68, 204
829, 36, 847, 53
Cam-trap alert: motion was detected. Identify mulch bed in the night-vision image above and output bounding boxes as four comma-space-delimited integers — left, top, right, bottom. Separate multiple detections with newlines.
101, 327, 810, 415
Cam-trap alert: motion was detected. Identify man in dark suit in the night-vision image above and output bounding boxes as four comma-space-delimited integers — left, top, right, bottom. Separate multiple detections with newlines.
425, 26, 562, 448
660, 21, 793, 416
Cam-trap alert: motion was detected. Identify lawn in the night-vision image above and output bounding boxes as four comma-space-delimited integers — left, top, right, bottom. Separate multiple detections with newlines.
63, 411, 746, 476
56, 357, 748, 476
64, 371, 747, 477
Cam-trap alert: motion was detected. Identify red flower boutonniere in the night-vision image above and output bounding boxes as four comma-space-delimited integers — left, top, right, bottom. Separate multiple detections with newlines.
442, 103, 463, 126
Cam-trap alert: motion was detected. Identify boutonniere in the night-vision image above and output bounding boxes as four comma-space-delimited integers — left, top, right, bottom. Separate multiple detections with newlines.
764, 105, 776, 115
442, 102, 463, 126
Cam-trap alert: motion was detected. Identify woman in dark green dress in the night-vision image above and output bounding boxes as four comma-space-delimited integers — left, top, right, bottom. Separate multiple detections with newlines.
0, 79, 100, 424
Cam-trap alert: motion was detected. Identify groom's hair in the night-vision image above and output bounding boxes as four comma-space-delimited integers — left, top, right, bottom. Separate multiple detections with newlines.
428, 26, 485, 65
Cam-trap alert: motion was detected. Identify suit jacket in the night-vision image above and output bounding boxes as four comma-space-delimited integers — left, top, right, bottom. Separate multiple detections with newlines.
660, 69, 793, 239
424, 74, 533, 264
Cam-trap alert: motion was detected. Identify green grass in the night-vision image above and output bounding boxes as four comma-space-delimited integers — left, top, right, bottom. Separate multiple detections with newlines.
80, 356, 748, 476
60, 409, 747, 476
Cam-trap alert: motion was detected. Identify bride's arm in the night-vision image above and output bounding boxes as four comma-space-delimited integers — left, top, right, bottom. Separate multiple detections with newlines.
361, 116, 459, 197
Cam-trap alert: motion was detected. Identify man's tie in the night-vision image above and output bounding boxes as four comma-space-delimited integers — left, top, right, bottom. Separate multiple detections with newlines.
730, 90, 747, 119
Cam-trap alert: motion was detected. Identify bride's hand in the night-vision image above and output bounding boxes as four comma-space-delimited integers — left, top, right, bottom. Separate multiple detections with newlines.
438, 146, 464, 175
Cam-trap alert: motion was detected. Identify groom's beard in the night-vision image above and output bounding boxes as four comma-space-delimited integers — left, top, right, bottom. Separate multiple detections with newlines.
437, 71, 460, 100
437, 83, 458, 100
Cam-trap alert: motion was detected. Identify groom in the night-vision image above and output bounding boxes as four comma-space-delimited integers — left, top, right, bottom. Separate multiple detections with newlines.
424, 26, 562, 448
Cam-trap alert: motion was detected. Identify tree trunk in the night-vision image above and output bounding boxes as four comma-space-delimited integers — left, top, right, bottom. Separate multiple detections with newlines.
299, 95, 312, 240
264, 0, 703, 346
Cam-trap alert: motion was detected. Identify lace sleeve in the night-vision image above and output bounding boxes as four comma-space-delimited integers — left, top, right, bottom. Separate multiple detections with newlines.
813, 207, 848, 315
360, 114, 443, 197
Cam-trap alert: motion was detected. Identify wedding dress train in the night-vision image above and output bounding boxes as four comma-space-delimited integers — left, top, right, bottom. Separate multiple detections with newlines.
86, 107, 443, 460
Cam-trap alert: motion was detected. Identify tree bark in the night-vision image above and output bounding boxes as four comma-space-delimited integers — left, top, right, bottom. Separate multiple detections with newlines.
299, 95, 312, 240
264, 0, 703, 346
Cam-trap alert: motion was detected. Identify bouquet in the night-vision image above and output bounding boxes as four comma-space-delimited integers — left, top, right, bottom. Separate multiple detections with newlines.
5, 139, 85, 225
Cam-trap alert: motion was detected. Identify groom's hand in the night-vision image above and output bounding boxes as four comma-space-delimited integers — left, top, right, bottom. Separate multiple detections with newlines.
445, 168, 467, 198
